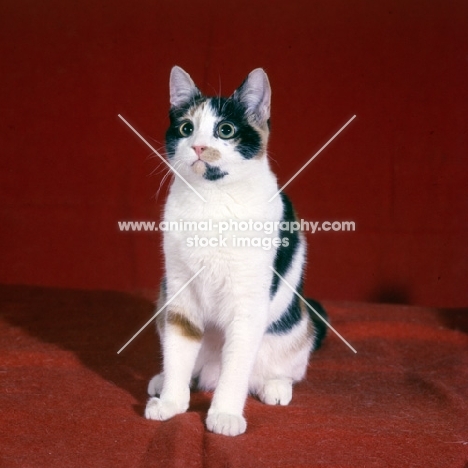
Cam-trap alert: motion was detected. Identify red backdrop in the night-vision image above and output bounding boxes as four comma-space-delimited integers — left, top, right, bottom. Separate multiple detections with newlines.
1, 0, 467, 307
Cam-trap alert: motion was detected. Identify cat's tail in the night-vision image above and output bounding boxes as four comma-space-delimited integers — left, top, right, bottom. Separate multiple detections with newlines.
305, 298, 328, 350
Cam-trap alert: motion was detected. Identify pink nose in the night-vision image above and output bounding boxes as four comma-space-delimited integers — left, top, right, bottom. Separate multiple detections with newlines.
192, 146, 207, 157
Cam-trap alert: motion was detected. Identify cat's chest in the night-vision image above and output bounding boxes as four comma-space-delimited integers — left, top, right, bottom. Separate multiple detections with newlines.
164, 187, 280, 225
163, 187, 281, 262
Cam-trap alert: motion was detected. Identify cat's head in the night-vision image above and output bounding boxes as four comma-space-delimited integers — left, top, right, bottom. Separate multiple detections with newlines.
165, 66, 271, 184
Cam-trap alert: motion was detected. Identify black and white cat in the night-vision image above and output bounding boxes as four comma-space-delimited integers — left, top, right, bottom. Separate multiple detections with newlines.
145, 66, 327, 436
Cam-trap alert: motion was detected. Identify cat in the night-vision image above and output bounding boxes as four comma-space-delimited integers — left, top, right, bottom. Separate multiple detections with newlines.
144, 66, 327, 436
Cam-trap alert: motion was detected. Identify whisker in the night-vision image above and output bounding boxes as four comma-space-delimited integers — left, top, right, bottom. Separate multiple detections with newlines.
148, 148, 172, 177
147, 145, 167, 158
154, 160, 183, 200
267, 150, 279, 168
206, 74, 220, 97
149, 159, 167, 177
147, 136, 164, 146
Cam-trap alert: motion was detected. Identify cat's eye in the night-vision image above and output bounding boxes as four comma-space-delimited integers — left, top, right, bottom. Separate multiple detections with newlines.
217, 122, 236, 140
178, 121, 194, 137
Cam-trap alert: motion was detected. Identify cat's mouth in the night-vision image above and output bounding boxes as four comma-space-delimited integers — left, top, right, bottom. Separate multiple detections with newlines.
190, 160, 228, 181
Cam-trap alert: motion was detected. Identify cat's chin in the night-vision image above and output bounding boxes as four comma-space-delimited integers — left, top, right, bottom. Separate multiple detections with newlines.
191, 160, 206, 175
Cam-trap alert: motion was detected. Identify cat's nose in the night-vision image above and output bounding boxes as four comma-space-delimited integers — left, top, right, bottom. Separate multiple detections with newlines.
192, 146, 207, 157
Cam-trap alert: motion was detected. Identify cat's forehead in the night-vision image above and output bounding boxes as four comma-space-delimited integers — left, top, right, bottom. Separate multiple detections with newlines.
181, 97, 233, 122
186, 100, 215, 120
187, 100, 219, 136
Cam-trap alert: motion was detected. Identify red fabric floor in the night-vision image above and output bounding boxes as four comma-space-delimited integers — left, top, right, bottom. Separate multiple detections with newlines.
1, 285, 466, 467
1, 0, 467, 307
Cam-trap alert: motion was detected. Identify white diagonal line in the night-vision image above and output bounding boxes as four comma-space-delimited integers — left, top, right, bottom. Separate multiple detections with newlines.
118, 114, 207, 202
117, 266, 206, 354
270, 266, 357, 353
268, 115, 356, 202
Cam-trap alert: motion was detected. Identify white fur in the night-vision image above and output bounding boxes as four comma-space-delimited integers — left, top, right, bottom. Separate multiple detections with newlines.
145, 67, 314, 436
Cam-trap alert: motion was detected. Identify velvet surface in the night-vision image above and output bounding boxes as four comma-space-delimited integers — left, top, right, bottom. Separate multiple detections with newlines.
1, 285, 466, 467
1, 0, 467, 307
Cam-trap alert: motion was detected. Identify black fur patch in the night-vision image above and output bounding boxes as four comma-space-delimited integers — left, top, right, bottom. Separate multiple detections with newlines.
209, 97, 262, 159
267, 293, 302, 334
305, 298, 328, 350
270, 192, 301, 298
203, 164, 228, 181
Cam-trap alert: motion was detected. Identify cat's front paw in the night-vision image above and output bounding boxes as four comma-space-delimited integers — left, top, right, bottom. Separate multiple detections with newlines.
144, 397, 186, 421
258, 378, 293, 406
206, 412, 247, 436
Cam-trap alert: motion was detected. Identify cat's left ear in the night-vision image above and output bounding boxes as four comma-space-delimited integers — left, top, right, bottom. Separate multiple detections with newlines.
233, 69, 271, 125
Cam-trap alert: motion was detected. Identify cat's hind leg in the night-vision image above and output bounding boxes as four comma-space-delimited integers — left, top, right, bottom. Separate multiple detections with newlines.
147, 373, 164, 396
251, 310, 315, 406
258, 377, 293, 406
192, 327, 223, 391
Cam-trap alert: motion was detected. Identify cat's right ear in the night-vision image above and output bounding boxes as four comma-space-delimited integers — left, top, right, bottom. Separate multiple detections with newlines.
169, 66, 201, 108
